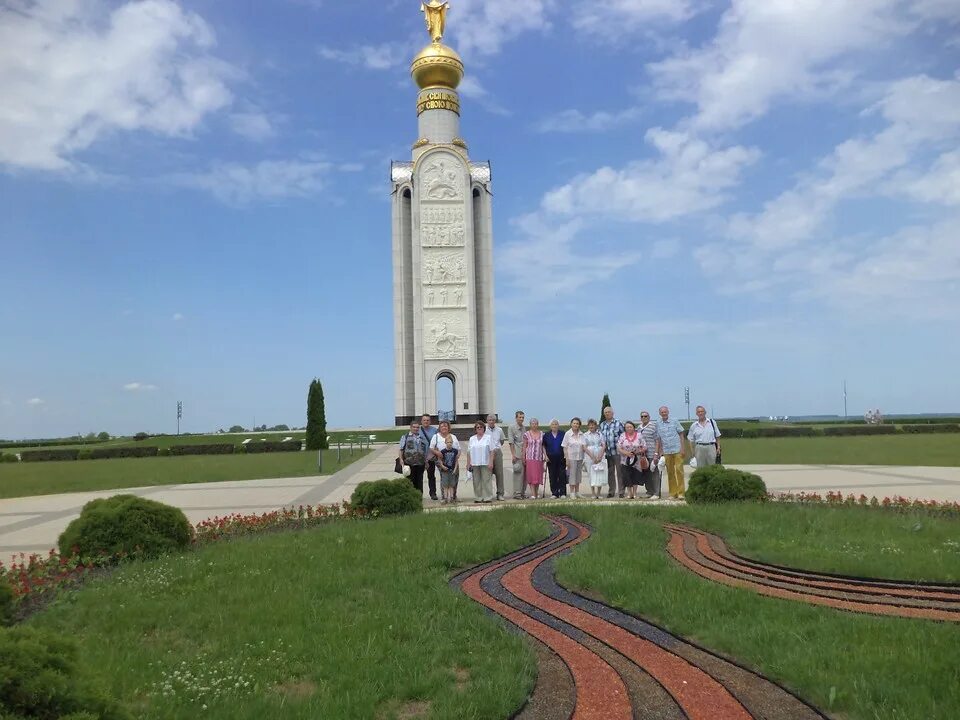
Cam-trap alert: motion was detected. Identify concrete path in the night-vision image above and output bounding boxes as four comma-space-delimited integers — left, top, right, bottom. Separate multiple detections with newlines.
2, 444, 958, 559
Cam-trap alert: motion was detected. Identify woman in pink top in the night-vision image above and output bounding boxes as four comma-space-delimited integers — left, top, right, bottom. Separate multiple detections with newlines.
617, 421, 647, 500
522, 418, 546, 500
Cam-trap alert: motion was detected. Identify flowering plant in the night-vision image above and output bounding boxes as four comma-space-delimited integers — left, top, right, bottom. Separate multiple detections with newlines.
770, 491, 960, 517
0, 501, 370, 620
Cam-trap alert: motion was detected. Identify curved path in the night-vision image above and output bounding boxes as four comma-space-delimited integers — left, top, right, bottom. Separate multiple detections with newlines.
452, 515, 827, 720
665, 524, 960, 623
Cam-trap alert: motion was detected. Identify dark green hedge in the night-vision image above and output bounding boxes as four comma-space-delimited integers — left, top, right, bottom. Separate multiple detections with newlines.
822, 425, 897, 436
88, 446, 159, 460
0, 438, 108, 450
900, 423, 960, 434
736, 426, 819, 439
0, 453, 18, 463
169, 443, 235, 456
0, 626, 132, 720
58, 495, 192, 559
20, 449, 80, 463
351, 478, 422, 515
687, 465, 767, 504
244, 441, 302, 454
0, 580, 12, 626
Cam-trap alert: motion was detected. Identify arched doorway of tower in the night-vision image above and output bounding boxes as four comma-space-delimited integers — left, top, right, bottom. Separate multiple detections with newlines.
436, 371, 456, 423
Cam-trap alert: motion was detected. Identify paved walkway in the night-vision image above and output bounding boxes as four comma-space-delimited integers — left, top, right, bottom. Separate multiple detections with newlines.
1, 444, 958, 558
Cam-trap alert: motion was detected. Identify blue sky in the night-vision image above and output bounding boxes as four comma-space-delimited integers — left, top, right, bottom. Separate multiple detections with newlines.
1, 0, 959, 438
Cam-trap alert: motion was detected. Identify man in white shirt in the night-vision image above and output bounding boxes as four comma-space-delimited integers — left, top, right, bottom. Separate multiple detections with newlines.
687, 405, 722, 469
484, 414, 506, 500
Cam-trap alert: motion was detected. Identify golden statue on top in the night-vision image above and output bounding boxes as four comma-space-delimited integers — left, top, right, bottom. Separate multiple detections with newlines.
421, 1, 449, 43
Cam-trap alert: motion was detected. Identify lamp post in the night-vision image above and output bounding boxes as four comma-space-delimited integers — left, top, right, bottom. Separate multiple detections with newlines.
177, 401, 182, 436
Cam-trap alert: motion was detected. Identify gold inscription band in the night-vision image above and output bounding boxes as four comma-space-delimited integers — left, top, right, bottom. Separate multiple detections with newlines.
417, 90, 460, 116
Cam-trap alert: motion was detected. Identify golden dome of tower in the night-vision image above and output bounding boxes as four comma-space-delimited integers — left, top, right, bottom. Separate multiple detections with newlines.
411, 1, 464, 90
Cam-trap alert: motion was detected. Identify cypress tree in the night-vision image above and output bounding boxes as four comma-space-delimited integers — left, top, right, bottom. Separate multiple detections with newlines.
601, 392, 612, 420
306, 379, 328, 450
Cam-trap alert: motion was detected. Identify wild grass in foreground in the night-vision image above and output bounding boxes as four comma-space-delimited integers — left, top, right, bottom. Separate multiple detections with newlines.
556, 504, 960, 720
0, 449, 367, 499
27, 512, 549, 720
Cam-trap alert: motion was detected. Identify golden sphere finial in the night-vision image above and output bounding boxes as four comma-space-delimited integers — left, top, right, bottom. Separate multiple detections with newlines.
412, 1, 462, 90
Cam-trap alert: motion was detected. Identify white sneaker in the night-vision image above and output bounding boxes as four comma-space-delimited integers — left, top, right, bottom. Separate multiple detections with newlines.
648, 495, 660, 502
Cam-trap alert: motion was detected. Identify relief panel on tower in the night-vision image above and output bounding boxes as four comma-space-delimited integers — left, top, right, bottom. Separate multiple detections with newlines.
423, 310, 469, 360
420, 155, 464, 200
422, 249, 466, 286
419, 204, 465, 248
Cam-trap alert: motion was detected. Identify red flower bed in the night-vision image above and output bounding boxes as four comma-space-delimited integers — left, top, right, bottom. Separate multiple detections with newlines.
771, 491, 960, 517
0, 501, 369, 617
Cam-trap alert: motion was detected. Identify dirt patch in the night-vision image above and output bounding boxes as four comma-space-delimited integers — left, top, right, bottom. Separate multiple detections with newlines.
376, 699, 432, 720
453, 666, 470, 691
273, 679, 317, 701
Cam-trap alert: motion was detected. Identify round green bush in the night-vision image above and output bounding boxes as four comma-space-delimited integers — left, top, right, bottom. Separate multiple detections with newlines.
687, 465, 767, 504
156, 447, 171, 457
0, 580, 13, 626
0, 453, 18, 463
76, 450, 93, 461
57, 495, 192, 559
0, 626, 131, 720
350, 478, 422, 516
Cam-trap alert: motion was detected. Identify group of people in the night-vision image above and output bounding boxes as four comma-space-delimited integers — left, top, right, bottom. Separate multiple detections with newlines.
396, 405, 722, 503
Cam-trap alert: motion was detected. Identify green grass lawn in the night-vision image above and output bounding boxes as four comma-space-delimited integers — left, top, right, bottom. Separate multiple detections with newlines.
723, 432, 960, 465
0, 450, 368, 499
25, 503, 960, 720
557, 504, 960, 720
29, 512, 548, 720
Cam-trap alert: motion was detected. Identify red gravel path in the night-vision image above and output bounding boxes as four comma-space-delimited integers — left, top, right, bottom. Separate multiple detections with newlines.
455, 516, 828, 719
666, 524, 960, 623
460, 530, 633, 719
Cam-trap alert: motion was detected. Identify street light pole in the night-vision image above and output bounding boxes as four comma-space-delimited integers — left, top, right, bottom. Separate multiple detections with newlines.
684, 386, 691, 421
177, 401, 182, 436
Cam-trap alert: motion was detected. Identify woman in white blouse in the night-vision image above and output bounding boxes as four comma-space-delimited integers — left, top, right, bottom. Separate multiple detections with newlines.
467, 421, 495, 503
562, 417, 586, 499
431, 420, 461, 501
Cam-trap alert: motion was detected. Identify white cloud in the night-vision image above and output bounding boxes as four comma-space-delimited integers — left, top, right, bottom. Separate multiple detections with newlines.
457, 76, 511, 116
0, 0, 234, 171
172, 313, 184, 321
26, 398, 45, 406
572, 0, 700, 34
1, 399, 13, 408
452, 0, 554, 57
174, 159, 331, 205
498, 213, 643, 305
536, 107, 643, 133
726, 75, 960, 250
318, 42, 411, 70
647, 0, 925, 132
124, 383, 158, 392
229, 111, 276, 141
889, 150, 960, 206
540, 128, 759, 223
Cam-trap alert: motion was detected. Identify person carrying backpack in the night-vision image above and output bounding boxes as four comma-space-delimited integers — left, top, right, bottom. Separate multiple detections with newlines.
398, 421, 429, 494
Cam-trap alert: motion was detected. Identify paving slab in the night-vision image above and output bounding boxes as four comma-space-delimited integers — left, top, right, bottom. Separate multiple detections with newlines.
2, 446, 957, 559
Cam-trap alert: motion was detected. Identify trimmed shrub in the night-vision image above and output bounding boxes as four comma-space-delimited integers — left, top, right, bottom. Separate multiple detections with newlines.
900, 423, 960, 434
58, 495, 192, 559
77, 450, 93, 461
0, 579, 12, 626
20, 449, 80, 463
169, 443, 235, 456
687, 465, 767, 504
157, 447, 171, 457
235, 444, 247, 454
0, 437, 107, 450
822, 424, 897, 436
132, 432, 149, 441
351, 478, 422, 516
0, 453, 18, 463
0, 626, 131, 720
88, 446, 158, 460
244, 441, 301, 454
